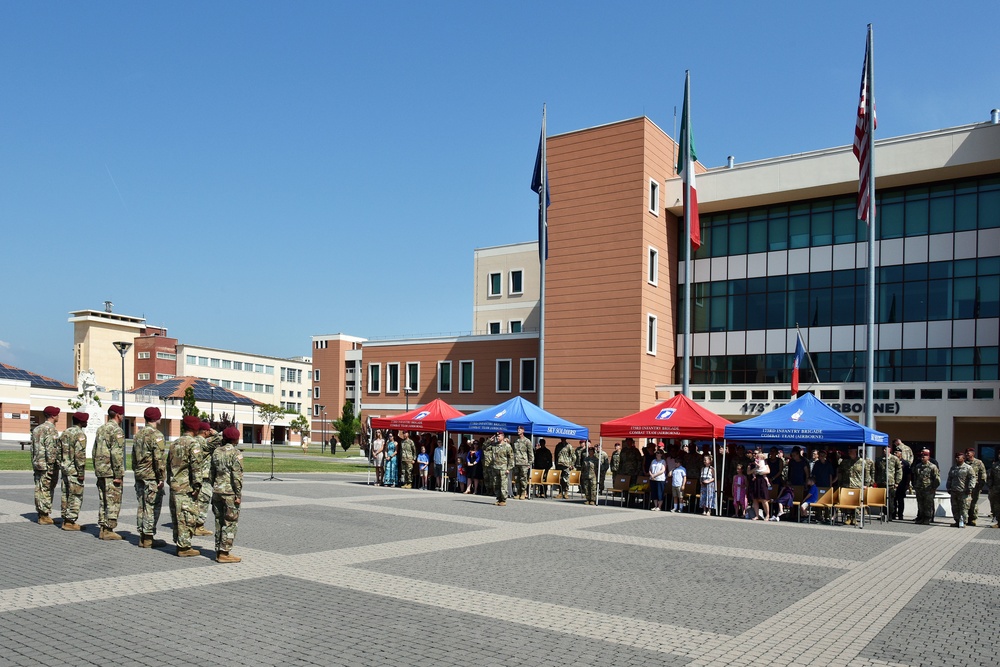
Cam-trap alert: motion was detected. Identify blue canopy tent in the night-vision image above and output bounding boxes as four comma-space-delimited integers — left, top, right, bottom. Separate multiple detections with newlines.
445, 396, 588, 439
724, 393, 889, 446
724, 393, 889, 528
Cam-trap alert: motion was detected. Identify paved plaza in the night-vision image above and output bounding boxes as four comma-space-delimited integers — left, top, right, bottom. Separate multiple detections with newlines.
0, 471, 996, 667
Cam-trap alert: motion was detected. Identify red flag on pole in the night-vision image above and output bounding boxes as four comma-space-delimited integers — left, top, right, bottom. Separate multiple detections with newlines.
677, 73, 700, 249
853, 27, 877, 222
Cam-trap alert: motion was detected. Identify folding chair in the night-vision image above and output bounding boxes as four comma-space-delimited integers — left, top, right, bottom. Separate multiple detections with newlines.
834, 487, 863, 525
529, 468, 545, 498
567, 469, 582, 499
539, 469, 561, 498
604, 475, 630, 507
863, 487, 888, 523
806, 487, 835, 524
683, 477, 699, 513
631, 475, 651, 509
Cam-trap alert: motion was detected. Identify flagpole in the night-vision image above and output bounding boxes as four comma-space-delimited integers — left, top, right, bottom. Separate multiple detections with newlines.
864, 25, 876, 433
538, 104, 547, 409
681, 71, 693, 398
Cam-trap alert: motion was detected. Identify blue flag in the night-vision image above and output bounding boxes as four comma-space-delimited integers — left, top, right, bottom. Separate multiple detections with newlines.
531, 127, 550, 261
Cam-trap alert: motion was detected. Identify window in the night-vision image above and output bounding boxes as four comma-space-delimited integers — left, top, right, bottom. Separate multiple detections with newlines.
222, 359, 232, 369
210, 358, 221, 368
158, 352, 177, 361
137, 373, 150, 380
254, 364, 264, 373
647, 314, 657, 355
489, 321, 501, 335
222, 380, 232, 389
186, 355, 196, 365
508, 320, 522, 333
314, 369, 321, 382
280, 368, 286, 381
313, 387, 320, 399
406, 362, 420, 393
459, 360, 474, 393
496, 359, 512, 392
254, 383, 264, 393
232, 381, 242, 391
137, 352, 150, 360
387, 363, 400, 393
509, 269, 523, 295
488, 272, 502, 297
156, 373, 174, 381
233, 361, 243, 371
198, 356, 208, 366
520, 358, 536, 392
648, 247, 659, 285
368, 363, 381, 393
313, 405, 320, 416
438, 361, 452, 393
649, 179, 660, 215
265, 365, 274, 374
264, 385, 273, 394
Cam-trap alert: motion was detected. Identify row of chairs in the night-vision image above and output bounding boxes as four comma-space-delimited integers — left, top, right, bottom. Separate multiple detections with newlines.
803, 486, 888, 524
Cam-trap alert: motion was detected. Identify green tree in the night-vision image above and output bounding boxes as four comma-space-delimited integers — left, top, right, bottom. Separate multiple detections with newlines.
257, 403, 286, 445
289, 414, 310, 446
332, 401, 361, 454
182, 387, 198, 417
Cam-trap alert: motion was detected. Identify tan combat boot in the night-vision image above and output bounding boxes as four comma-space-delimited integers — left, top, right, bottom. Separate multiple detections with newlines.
193, 526, 213, 536
176, 547, 200, 557
38, 514, 54, 525
216, 552, 241, 563
102, 529, 123, 541
61, 520, 81, 531
138, 535, 153, 548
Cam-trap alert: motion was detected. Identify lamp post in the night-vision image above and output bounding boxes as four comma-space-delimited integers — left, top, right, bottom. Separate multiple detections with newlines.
210, 386, 215, 422
251, 404, 256, 448
113, 341, 132, 434
322, 409, 327, 454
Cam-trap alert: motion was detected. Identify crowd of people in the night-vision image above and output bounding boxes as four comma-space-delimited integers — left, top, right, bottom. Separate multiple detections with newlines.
367, 429, 1000, 528
29, 406, 244, 561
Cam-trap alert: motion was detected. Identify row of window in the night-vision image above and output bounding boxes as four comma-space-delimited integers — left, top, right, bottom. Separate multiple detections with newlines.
279, 367, 303, 383
487, 320, 523, 334
137, 352, 177, 361
677, 346, 999, 385
186, 355, 276, 374
680, 257, 1000, 333
279, 402, 302, 413
487, 270, 525, 298
137, 373, 175, 381
689, 176, 1000, 258
690, 387, 996, 402
281, 389, 303, 399
366, 359, 537, 395
205, 378, 275, 394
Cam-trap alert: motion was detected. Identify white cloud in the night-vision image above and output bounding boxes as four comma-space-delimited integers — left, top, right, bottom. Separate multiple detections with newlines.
0, 340, 11, 349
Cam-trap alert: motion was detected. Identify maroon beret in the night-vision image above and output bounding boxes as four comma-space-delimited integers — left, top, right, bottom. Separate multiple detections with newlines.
43, 406, 60, 417
73, 412, 89, 425
199, 421, 212, 432
108, 405, 124, 416
222, 426, 240, 443
182, 415, 202, 431
144, 407, 161, 421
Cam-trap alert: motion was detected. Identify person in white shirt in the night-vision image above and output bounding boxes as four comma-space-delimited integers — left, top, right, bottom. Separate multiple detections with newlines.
648, 450, 667, 511
670, 462, 687, 512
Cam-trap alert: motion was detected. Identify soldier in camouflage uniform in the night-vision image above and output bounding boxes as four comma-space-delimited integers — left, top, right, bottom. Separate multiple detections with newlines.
510, 426, 533, 500
987, 457, 1000, 529
193, 421, 223, 535
874, 445, 902, 521
946, 452, 975, 528
169, 415, 204, 556
556, 436, 577, 499
892, 439, 914, 466
93, 405, 126, 540
31, 406, 61, 524
620, 438, 643, 483
58, 411, 88, 530
399, 432, 416, 488
132, 407, 167, 547
578, 441, 601, 505
484, 431, 513, 505
911, 449, 941, 525
211, 426, 244, 563
963, 448, 987, 526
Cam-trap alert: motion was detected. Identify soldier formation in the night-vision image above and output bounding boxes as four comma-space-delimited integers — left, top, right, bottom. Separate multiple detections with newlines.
29, 406, 244, 562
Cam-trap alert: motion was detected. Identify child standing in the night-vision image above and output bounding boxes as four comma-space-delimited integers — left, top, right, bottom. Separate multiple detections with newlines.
732, 463, 748, 518
670, 462, 687, 512
699, 455, 716, 516
417, 446, 430, 490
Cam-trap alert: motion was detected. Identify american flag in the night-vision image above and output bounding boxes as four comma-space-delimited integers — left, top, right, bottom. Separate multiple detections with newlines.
853, 26, 876, 222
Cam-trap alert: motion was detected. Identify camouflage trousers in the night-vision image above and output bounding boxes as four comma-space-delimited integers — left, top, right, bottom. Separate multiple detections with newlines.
990, 490, 1000, 523
60, 474, 84, 523
914, 489, 936, 523
581, 476, 598, 504
950, 493, 971, 525
195, 483, 212, 528
169, 490, 198, 549
95, 477, 122, 529
399, 460, 414, 487
134, 479, 164, 536
512, 465, 531, 498
968, 488, 982, 523
212, 494, 240, 553
556, 465, 570, 495
489, 469, 509, 502
33, 466, 59, 516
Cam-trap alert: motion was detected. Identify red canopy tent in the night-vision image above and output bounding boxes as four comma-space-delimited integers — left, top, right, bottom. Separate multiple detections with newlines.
600, 394, 732, 439
370, 398, 465, 433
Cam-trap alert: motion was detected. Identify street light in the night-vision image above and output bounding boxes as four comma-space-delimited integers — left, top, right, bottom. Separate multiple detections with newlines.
251, 404, 256, 449
321, 409, 327, 454
113, 341, 132, 434
210, 386, 215, 422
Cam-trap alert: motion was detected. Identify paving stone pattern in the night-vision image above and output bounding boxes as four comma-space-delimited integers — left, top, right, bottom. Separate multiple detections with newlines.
0, 471, 995, 666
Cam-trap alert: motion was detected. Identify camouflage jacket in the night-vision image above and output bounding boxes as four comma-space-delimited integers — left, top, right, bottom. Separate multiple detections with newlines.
578, 451, 603, 479
874, 453, 902, 488
610, 450, 621, 473
511, 436, 533, 466
31, 421, 61, 470
59, 425, 87, 478
167, 435, 203, 494
619, 446, 642, 476
400, 438, 416, 463
92, 420, 125, 479
895, 442, 914, 465
966, 457, 987, 492
911, 461, 940, 492
196, 431, 224, 477
987, 461, 1000, 493
132, 426, 167, 482
557, 442, 578, 469
210, 443, 243, 497
485, 438, 514, 471
946, 462, 974, 495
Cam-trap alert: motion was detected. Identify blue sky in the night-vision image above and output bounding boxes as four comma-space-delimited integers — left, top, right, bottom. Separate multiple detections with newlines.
2, 2, 997, 383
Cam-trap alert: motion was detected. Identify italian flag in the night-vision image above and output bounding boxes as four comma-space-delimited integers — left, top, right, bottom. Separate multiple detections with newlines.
677, 72, 701, 250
